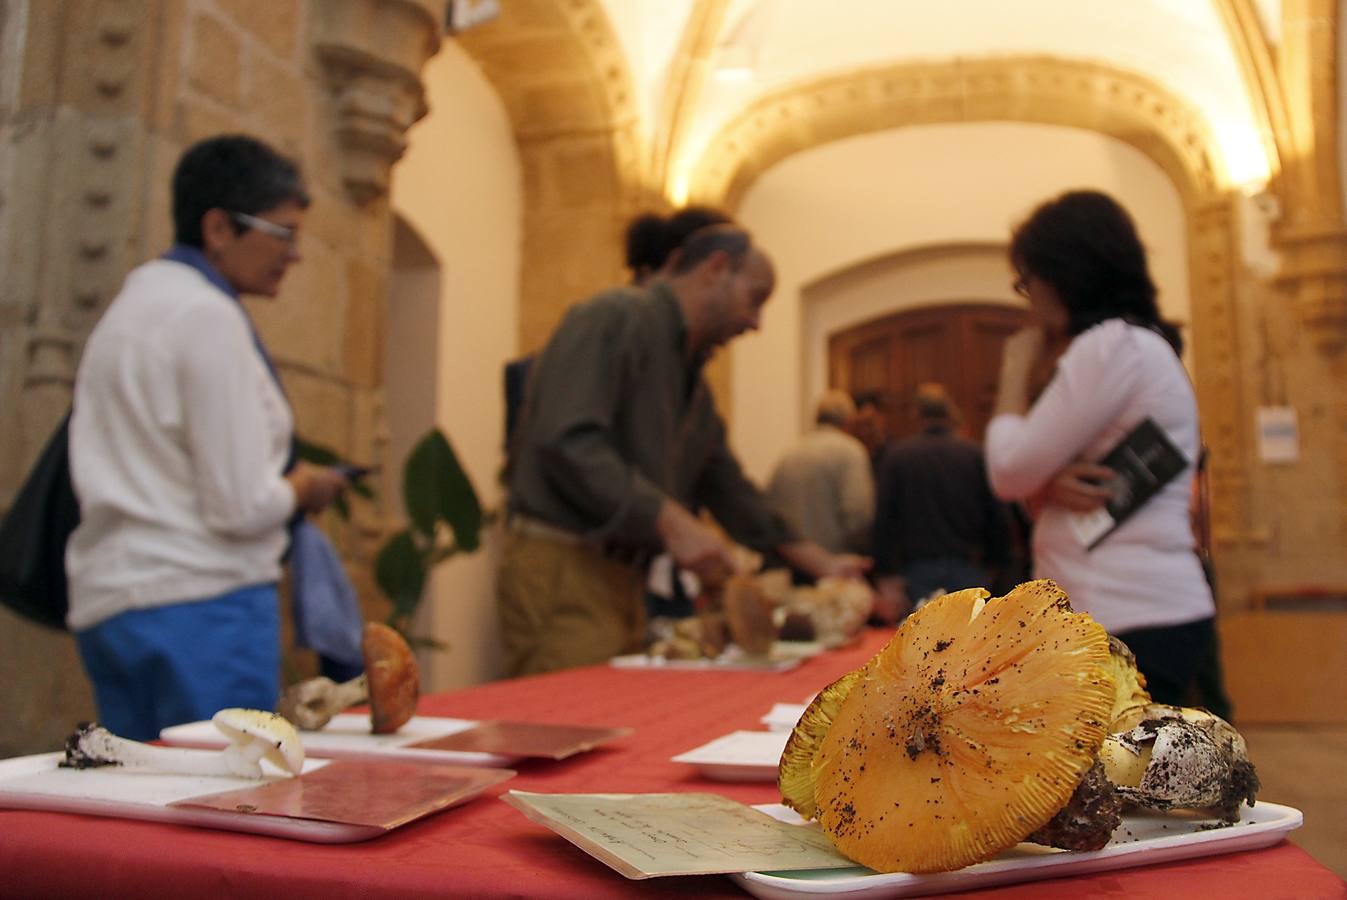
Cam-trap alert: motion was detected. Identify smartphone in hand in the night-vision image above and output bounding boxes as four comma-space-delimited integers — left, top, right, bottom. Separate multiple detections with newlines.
333, 462, 378, 482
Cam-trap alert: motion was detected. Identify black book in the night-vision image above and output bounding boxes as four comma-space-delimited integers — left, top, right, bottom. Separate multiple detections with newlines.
1068, 417, 1189, 550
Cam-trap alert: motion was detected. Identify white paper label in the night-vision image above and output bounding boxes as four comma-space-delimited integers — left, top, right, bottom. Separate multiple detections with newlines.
1257, 406, 1299, 463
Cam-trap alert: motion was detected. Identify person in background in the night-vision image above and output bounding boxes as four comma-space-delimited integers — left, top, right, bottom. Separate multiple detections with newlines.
66, 135, 348, 740
985, 189, 1214, 706
766, 390, 875, 560
499, 225, 870, 676
871, 383, 1011, 623
847, 390, 890, 478
503, 206, 733, 450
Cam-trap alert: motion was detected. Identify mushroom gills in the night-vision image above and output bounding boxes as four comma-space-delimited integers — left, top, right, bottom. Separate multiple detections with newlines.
777, 664, 870, 819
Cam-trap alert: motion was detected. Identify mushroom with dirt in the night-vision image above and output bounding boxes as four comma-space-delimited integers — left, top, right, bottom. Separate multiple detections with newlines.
62, 708, 304, 778
276, 622, 419, 734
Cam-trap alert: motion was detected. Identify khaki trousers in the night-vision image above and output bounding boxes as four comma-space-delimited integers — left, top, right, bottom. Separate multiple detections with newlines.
497, 527, 647, 677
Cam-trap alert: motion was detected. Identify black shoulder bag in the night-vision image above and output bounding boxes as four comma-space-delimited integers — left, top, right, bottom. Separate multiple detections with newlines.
0, 412, 78, 630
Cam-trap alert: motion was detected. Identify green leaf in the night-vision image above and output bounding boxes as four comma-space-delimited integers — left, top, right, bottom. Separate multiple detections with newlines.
293, 435, 378, 518
293, 436, 340, 466
374, 529, 426, 622
403, 428, 483, 551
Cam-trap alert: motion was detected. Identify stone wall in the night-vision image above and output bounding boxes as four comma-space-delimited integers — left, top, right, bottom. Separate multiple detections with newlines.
0, 0, 441, 757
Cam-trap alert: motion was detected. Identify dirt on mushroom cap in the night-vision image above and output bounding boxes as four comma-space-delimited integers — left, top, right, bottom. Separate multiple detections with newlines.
812, 580, 1115, 874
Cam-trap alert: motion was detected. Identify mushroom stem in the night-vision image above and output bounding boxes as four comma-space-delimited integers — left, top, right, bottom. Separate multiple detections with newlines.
276, 674, 368, 730
331, 673, 370, 710
62, 723, 262, 777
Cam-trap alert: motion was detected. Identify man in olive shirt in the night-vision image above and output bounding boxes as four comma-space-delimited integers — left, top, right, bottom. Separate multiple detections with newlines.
500, 226, 870, 675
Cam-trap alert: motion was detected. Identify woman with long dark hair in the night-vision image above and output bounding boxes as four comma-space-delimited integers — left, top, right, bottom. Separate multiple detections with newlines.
985, 190, 1214, 705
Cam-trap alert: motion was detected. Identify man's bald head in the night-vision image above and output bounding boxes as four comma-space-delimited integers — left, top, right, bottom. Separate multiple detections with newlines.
669, 224, 752, 275
666, 225, 775, 356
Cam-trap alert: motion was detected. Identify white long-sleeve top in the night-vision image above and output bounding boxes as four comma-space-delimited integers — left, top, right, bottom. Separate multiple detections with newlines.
66, 259, 296, 630
985, 319, 1214, 634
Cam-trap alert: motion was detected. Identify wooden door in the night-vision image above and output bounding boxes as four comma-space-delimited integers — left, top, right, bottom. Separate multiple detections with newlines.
829, 304, 1029, 443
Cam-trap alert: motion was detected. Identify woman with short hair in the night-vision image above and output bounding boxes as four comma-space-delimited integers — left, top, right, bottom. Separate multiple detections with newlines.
67, 135, 347, 739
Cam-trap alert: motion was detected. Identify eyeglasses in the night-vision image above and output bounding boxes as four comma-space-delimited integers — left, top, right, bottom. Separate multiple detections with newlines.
1012, 274, 1031, 298
229, 211, 298, 244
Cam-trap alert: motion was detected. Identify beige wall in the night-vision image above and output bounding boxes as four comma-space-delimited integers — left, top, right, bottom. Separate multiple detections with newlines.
390, 41, 522, 692
731, 121, 1190, 481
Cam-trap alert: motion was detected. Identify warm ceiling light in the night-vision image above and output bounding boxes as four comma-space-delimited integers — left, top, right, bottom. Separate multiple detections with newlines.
713, 43, 755, 83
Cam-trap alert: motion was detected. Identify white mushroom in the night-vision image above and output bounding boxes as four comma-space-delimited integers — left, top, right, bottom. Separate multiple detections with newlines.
62, 708, 304, 778
275, 622, 420, 734
276, 674, 369, 731
1100, 705, 1259, 822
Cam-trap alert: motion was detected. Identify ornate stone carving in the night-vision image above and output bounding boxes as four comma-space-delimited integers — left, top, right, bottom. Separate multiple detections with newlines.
453, 0, 641, 351
1274, 226, 1347, 353
311, 0, 443, 204
687, 57, 1225, 208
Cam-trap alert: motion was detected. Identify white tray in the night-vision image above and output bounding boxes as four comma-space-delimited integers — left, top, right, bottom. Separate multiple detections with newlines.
730, 801, 1303, 898
0, 750, 513, 843
161, 714, 516, 767
761, 703, 808, 732
671, 730, 788, 782
0, 751, 378, 842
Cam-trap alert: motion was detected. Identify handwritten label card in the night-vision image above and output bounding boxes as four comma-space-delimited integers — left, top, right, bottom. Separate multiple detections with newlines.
502, 791, 854, 879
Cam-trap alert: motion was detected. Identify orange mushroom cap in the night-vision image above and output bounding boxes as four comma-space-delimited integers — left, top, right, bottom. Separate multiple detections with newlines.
813, 580, 1115, 873
363, 622, 419, 734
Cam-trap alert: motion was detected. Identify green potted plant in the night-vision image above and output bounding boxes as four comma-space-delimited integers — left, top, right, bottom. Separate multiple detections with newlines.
373, 428, 486, 639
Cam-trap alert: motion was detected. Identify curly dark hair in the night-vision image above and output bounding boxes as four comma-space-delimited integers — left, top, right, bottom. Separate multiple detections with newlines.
623, 205, 732, 282
172, 134, 309, 248
1010, 190, 1176, 348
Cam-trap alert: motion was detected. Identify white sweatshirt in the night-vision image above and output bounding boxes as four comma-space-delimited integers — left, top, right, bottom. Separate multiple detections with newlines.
986, 320, 1214, 634
66, 259, 296, 630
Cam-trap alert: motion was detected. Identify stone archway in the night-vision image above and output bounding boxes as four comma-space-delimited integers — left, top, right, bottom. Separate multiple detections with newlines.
453, 1, 647, 354
682, 56, 1256, 596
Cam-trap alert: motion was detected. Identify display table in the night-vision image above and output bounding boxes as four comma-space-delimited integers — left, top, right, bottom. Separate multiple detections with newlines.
3, 630, 1343, 898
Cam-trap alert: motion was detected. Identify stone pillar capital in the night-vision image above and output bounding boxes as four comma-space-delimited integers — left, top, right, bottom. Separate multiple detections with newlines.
1272, 223, 1347, 354
311, 0, 442, 204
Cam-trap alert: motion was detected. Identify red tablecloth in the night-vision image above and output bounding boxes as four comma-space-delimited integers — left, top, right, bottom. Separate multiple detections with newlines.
3, 630, 1344, 898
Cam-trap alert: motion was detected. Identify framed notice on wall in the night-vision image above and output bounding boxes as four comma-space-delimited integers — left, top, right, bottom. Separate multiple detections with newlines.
1257, 406, 1299, 464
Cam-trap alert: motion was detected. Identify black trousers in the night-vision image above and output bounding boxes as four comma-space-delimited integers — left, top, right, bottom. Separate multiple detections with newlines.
1113, 617, 1215, 708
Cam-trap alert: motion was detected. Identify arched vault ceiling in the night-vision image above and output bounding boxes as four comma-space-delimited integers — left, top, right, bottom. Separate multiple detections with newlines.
597, 0, 1277, 193
687, 56, 1226, 210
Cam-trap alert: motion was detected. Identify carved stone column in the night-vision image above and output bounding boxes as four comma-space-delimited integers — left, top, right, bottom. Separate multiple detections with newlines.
1268, 0, 1347, 354
310, 0, 443, 204
1272, 227, 1347, 352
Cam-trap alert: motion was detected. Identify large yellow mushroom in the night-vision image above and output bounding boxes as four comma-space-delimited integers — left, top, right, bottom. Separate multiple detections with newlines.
782, 580, 1116, 873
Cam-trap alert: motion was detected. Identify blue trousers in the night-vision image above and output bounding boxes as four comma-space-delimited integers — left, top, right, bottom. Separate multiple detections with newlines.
75, 583, 280, 741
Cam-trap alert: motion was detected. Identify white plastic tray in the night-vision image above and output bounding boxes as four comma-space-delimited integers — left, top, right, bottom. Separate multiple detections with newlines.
671, 730, 789, 782
730, 801, 1303, 898
161, 714, 517, 767
761, 703, 808, 732
0, 750, 512, 843
0, 751, 377, 842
